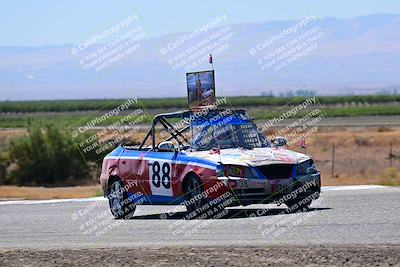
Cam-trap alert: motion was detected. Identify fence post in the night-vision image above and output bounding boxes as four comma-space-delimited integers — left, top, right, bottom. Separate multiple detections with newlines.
331, 142, 335, 178
389, 141, 393, 167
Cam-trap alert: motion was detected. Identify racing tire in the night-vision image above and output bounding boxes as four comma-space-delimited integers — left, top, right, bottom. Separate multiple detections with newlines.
286, 199, 312, 212
183, 174, 207, 218
108, 177, 136, 219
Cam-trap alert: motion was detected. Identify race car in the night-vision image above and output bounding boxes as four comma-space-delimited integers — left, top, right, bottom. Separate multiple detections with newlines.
100, 108, 321, 219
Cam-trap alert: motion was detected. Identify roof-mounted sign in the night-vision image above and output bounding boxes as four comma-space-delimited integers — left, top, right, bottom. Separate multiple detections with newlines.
186, 70, 215, 109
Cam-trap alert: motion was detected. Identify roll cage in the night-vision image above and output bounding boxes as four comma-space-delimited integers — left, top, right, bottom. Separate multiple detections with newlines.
137, 108, 249, 151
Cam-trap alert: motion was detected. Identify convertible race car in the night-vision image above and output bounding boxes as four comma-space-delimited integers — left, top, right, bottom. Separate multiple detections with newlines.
100, 108, 321, 219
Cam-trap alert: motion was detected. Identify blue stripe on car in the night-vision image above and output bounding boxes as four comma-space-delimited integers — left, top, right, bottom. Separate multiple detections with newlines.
106, 145, 218, 169
127, 192, 186, 205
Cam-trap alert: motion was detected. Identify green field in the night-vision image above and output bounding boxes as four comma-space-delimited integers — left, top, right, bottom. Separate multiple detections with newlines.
248, 105, 400, 119
0, 114, 153, 128
1, 105, 399, 128
1, 95, 400, 113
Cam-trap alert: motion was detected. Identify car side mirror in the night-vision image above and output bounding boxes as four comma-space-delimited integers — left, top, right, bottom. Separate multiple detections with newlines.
157, 141, 177, 152
273, 136, 287, 147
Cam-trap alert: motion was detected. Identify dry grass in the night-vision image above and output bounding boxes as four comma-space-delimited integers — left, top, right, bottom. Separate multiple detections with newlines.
286, 129, 400, 186
0, 185, 101, 200
0, 128, 26, 149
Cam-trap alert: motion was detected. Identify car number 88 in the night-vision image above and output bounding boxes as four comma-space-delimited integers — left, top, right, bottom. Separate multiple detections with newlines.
151, 161, 171, 189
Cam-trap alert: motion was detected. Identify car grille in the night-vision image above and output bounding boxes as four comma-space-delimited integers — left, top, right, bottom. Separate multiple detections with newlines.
257, 164, 294, 179
232, 188, 266, 194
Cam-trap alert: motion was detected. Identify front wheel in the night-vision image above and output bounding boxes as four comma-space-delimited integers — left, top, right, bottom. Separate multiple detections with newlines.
285, 191, 320, 212
108, 178, 136, 219
286, 199, 312, 212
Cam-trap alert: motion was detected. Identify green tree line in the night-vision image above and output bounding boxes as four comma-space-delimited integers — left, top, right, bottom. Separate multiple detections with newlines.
1, 95, 400, 113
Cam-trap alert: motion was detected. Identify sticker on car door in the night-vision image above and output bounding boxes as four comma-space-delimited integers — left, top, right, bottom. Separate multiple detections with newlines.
149, 160, 173, 197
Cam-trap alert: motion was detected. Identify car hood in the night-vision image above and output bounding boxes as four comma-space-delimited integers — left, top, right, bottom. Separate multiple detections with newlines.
184, 147, 311, 167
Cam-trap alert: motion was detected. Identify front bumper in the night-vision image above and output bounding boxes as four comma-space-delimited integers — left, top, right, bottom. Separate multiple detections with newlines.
217, 172, 321, 205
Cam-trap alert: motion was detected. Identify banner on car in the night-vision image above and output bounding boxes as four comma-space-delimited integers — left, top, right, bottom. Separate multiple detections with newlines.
186, 70, 216, 109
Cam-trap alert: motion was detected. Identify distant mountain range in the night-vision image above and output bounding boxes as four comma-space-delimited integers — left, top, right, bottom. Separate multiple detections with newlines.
0, 13, 399, 100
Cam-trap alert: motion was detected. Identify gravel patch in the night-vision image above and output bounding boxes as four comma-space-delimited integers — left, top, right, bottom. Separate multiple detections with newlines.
1, 245, 399, 266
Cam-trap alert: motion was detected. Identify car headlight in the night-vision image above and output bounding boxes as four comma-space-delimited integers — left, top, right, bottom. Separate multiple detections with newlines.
217, 164, 258, 178
297, 159, 317, 175
225, 165, 246, 177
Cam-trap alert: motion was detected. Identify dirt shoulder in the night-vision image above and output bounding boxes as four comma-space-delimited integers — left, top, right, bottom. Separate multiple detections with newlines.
0, 185, 101, 200
1, 245, 399, 267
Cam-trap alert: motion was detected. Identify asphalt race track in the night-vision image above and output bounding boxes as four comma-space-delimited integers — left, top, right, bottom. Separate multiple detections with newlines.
1, 186, 400, 266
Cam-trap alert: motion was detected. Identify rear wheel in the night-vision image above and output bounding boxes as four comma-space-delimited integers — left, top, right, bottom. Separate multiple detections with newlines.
108, 177, 136, 219
183, 174, 206, 216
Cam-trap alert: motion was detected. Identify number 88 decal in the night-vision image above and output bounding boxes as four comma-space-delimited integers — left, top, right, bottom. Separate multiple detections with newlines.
149, 161, 172, 196
152, 161, 171, 188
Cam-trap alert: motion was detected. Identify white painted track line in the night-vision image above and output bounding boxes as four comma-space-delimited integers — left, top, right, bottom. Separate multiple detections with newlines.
0, 196, 106, 206
321, 185, 387, 191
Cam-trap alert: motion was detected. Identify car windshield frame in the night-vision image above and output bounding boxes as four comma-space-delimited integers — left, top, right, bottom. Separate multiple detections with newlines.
137, 109, 271, 151
190, 111, 270, 151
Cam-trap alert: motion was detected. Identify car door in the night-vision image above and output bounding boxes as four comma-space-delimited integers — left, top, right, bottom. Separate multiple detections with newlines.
145, 151, 177, 200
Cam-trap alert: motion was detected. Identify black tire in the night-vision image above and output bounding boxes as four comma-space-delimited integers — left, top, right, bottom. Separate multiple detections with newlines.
285, 192, 320, 212
183, 174, 206, 216
108, 177, 136, 219
286, 199, 312, 212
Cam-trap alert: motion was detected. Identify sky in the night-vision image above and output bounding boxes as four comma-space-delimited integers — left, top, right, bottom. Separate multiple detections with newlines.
1, 0, 400, 46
